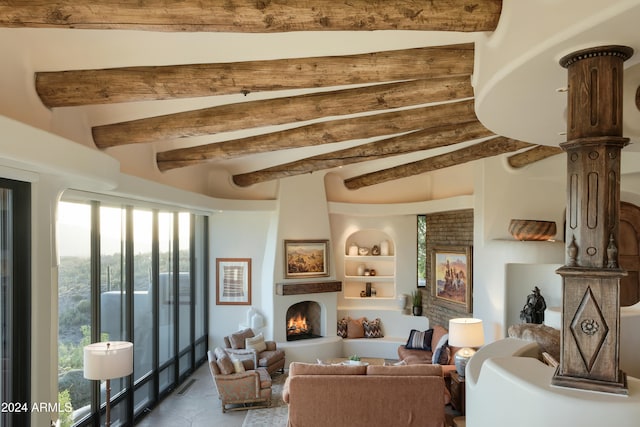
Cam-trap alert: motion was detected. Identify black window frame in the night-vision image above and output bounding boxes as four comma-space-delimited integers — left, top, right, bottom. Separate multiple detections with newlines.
0, 178, 31, 427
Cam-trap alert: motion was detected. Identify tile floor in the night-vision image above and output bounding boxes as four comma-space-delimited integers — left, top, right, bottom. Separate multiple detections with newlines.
135, 363, 248, 427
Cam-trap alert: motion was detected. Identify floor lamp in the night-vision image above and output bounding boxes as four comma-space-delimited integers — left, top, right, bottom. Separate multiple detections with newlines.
84, 341, 133, 427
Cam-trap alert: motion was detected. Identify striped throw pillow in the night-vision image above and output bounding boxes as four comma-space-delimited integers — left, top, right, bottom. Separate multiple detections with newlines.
405, 328, 434, 350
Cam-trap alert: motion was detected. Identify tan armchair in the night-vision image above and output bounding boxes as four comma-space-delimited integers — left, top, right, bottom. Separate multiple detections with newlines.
207, 349, 272, 413
223, 328, 286, 375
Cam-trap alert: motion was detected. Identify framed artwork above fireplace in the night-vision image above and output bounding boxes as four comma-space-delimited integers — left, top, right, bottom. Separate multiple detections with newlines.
284, 239, 330, 279
216, 258, 251, 305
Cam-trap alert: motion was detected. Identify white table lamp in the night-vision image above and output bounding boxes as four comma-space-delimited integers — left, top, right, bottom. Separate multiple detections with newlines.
84, 341, 133, 427
448, 318, 484, 377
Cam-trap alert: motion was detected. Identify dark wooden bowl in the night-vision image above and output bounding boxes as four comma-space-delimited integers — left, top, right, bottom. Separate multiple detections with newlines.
509, 219, 557, 241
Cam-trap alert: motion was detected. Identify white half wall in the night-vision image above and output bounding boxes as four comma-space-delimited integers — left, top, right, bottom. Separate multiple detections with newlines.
467, 339, 640, 427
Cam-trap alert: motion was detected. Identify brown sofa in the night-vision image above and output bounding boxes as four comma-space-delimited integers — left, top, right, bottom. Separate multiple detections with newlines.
397, 325, 460, 379
282, 362, 446, 427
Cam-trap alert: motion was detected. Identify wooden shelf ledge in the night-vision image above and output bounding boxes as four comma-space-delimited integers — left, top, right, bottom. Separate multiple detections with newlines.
276, 280, 342, 295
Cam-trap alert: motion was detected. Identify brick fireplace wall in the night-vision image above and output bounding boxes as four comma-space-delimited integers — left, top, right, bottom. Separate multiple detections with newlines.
422, 209, 474, 328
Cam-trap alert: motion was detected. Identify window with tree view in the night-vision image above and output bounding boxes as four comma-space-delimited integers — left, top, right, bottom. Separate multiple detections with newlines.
417, 215, 426, 288
57, 199, 208, 427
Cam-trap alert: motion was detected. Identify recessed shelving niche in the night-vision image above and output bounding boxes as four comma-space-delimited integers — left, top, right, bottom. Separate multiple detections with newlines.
343, 229, 395, 299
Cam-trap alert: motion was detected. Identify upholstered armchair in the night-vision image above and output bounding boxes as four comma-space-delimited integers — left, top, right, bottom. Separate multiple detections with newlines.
207, 349, 272, 413
223, 328, 286, 375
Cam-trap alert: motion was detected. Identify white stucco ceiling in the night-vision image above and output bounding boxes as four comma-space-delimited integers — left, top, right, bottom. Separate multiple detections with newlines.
475, 0, 640, 151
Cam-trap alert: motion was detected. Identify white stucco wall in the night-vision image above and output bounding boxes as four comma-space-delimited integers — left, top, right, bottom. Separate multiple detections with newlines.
473, 155, 567, 341
209, 210, 276, 346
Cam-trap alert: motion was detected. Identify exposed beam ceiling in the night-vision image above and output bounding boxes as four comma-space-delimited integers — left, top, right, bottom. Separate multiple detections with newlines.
0, 0, 503, 32
344, 137, 534, 189
156, 99, 477, 169
232, 120, 495, 187
5, 1, 570, 192
507, 146, 565, 169
93, 75, 474, 148
37, 44, 474, 107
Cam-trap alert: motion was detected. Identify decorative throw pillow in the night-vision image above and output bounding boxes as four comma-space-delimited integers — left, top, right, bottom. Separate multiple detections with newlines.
231, 357, 246, 373
346, 317, 366, 339
229, 328, 254, 349
245, 332, 267, 353
363, 318, 384, 338
432, 333, 450, 365
337, 318, 348, 338
405, 328, 434, 350
214, 347, 235, 375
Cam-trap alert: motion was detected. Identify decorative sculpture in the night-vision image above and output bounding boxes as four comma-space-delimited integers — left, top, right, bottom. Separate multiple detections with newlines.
520, 286, 547, 324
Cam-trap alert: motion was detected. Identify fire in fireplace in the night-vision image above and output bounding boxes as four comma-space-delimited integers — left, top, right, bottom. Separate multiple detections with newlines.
287, 312, 310, 335
286, 301, 322, 341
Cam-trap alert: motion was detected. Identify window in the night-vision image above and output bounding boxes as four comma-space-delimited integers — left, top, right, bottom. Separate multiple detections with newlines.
132, 209, 153, 414
177, 212, 192, 378
57, 198, 208, 426
0, 178, 31, 427
157, 211, 175, 395
57, 202, 92, 427
417, 214, 427, 288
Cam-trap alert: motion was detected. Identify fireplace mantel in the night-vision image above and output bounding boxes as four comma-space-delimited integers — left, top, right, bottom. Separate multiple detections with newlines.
276, 280, 342, 296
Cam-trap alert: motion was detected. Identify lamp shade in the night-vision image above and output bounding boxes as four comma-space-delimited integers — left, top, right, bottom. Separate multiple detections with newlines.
448, 318, 484, 348
83, 341, 133, 380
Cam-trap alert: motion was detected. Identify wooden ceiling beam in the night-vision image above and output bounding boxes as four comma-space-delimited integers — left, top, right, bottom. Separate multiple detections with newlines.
156, 99, 477, 171
232, 120, 494, 187
507, 145, 564, 168
343, 136, 533, 190
1, 1, 502, 32
93, 76, 473, 148
35, 44, 474, 107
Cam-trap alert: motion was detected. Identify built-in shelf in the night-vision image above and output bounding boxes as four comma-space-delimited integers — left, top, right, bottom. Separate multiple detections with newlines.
343, 229, 396, 299
345, 255, 395, 261
492, 238, 564, 243
344, 275, 394, 281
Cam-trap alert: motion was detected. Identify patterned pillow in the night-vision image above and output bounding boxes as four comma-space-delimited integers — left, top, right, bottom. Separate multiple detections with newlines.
337, 318, 348, 338
432, 333, 450, 364
405, 328, 434, 350
363, 318, 384, 338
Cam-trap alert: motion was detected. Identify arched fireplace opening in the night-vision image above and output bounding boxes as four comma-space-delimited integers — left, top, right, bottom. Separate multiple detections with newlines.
286, 301, 322, 341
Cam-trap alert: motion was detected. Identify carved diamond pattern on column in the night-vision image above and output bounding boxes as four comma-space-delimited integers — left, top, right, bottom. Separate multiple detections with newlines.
569, 287, 609, 372
553, 45, 633, 395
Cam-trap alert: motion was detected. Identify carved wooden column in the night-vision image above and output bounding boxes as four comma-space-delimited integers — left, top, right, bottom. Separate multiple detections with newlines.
553, 45, 633, 395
